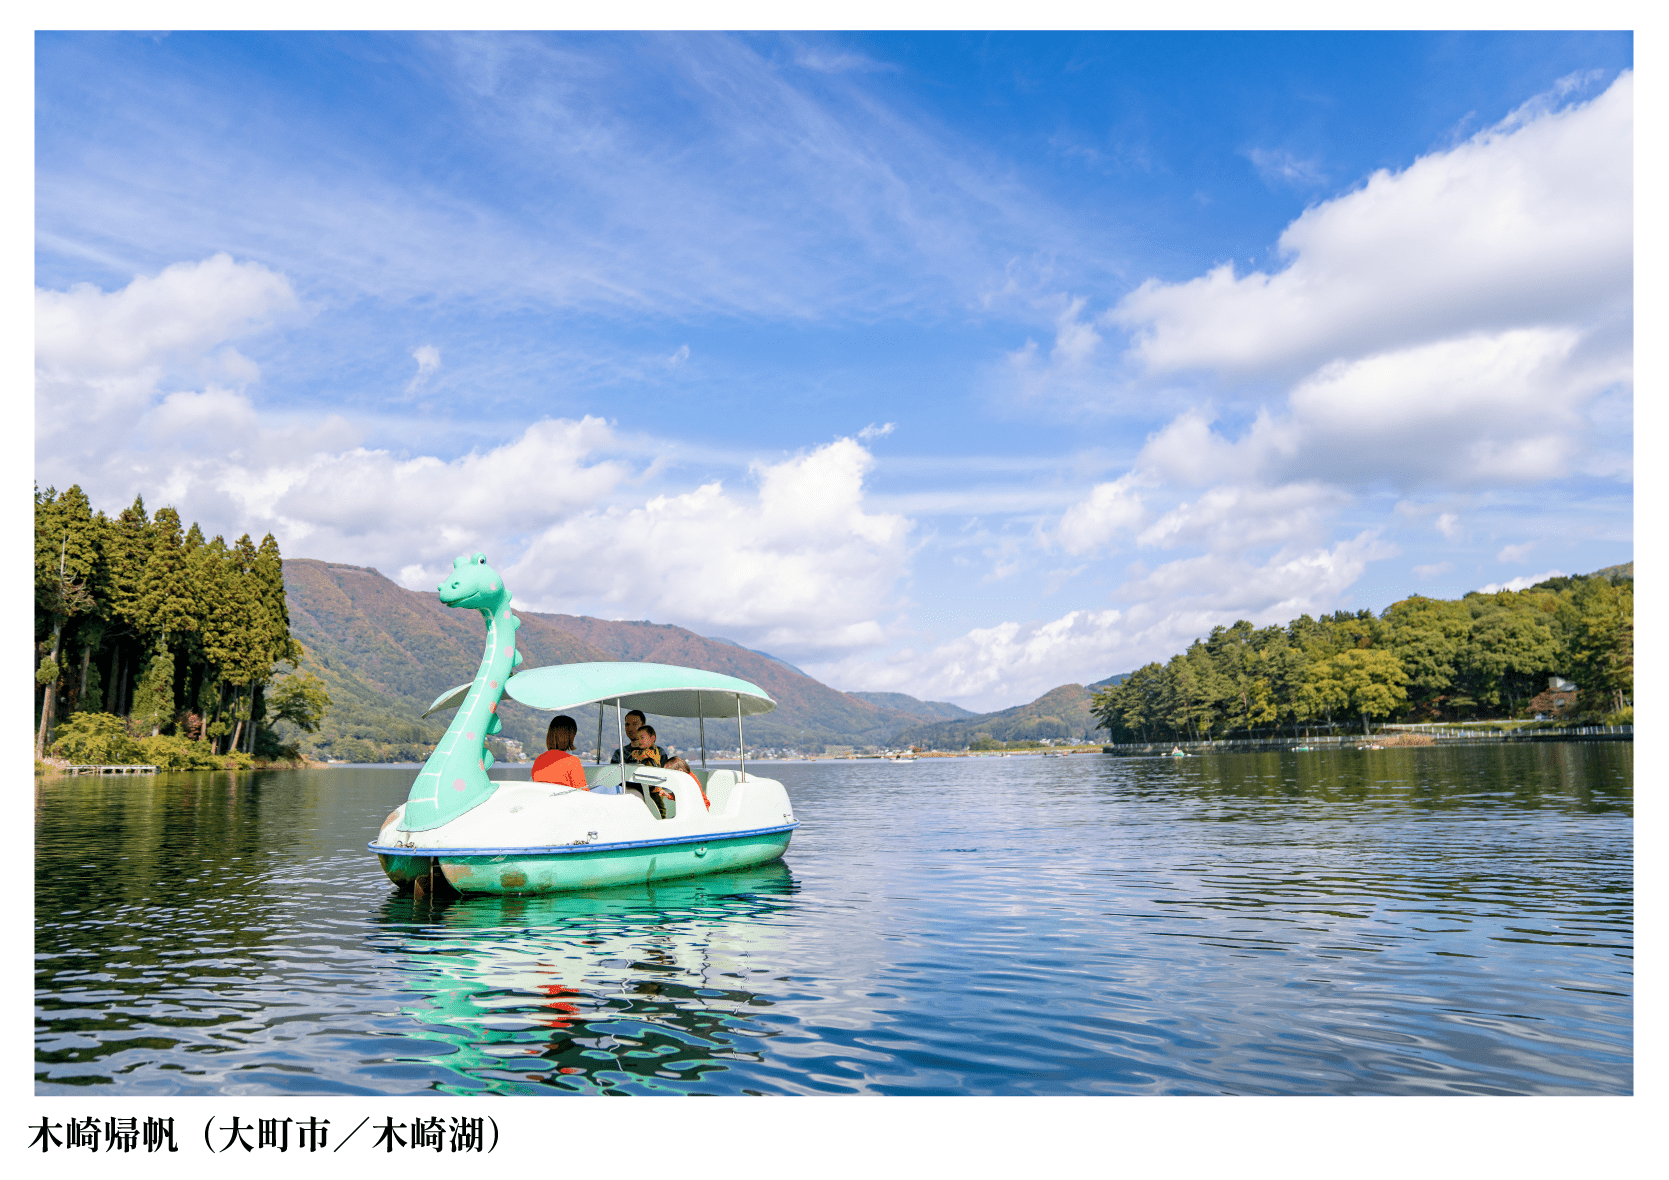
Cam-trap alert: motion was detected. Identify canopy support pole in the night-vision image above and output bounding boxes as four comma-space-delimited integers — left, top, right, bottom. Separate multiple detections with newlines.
698, 692, 706, 769
596, 703, 604, 765
738, 696, 745, 781
617, 698, 627, 792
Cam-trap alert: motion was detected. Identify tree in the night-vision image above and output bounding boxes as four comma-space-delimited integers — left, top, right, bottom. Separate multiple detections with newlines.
50, 712, 142, 765
34, 486, 101, 755
1315, 649, 1409, 734
31, 484, 310, 762
1465, 597, 1560, 715
268, 672, 332, 735
128, 637, 176, 737
1561, 577, 1633, 715
1383, 595, 1472, 718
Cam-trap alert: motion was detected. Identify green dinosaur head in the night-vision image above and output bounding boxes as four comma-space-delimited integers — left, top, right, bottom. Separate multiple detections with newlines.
438, 552, 510, 613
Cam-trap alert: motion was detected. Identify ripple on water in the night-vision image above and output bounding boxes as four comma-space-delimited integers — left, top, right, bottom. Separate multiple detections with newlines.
36, 744, 1631, 1094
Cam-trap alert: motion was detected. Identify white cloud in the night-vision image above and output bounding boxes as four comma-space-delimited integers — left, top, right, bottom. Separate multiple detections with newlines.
667, 344, 690, 367
1478, 569, 1565, 594
1414, 562, 1454, 579
1135, 482, 1345, 551
1003, 295, 1118, 407
1056, 473, 1144, 555
1112, 73, 1631, 378
505, 437, 911, 655
34, 255, 635, 577
35, 253, 299, 464
858, 421, 895, 441
823, 531, 1394, 709
1436, 513, 1462, 539
1496, 542, 1534, 563
263, 416, 629, 548
1134, 327, 1626, 491
405, 344, 442, 393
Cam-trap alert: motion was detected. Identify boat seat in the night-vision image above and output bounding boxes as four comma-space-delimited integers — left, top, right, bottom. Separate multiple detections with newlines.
625, 783, 664, 819
701, 769, 747, 812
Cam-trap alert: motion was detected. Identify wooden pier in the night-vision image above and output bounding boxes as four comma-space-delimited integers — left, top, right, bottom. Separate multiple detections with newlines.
59, 764, 158, 776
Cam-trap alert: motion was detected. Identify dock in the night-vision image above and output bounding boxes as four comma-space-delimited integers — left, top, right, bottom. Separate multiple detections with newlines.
58, 764, 158, 775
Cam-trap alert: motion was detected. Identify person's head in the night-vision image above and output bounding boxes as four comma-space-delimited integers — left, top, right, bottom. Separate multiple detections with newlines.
633, 724, 657, 749
547, 715, 577, 752
666, 756, 691, 773
624, 710, 646, 740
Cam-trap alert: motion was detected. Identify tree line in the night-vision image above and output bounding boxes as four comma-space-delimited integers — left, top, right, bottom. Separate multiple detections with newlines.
34, 484, 330, 767
1091, 568, 1634, 744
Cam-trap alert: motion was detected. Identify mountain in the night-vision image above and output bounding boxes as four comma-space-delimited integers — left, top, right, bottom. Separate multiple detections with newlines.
283, 560, 612, 762
514, 610, 926, 750
281, 560, 930, 760
891, 683, 1105, 749
845, 691, 978, 722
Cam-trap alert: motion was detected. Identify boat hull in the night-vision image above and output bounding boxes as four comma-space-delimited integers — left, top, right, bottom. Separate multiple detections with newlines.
375, 826, 794, 895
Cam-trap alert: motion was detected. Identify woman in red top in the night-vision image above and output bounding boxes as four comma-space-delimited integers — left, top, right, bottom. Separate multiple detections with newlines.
530, 714, 588, 790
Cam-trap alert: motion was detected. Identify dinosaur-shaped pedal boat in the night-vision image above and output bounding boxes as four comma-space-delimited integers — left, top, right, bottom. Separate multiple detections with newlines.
369, 553, 797, 897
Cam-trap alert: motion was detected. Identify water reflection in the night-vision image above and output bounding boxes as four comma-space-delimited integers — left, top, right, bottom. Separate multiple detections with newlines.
368, 863, 798, 1094
36, 748, 1631, 1095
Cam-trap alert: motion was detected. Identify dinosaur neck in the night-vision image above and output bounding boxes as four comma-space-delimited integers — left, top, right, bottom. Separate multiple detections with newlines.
400, 601, 516, 831
462, 611, 507, 725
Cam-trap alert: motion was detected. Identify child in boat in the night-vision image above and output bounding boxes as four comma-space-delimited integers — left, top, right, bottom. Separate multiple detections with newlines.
665, 756, 710, 809
531, 715, 588, 789
625, 724, 666, 768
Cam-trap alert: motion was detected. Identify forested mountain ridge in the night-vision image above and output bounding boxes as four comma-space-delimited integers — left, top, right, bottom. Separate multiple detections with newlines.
282, 560, 612, 762
891, 683, 1104, 749
282, 561, 939, 759
1093, 564, 1634, 743
845, 691, 977, 721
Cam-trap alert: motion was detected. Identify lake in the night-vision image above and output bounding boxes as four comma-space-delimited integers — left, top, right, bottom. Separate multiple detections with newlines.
35, 744, 1632, 1095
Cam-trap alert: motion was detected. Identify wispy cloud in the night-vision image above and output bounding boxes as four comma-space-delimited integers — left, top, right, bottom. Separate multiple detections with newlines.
1245, 147, 1327, 188
404, 344, 441, 394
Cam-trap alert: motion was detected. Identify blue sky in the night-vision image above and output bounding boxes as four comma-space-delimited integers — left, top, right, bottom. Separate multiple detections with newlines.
35, 31, 1634, 709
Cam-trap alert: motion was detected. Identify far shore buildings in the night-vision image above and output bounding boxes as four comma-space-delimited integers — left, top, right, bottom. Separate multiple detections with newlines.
1527, 676, 1579, 720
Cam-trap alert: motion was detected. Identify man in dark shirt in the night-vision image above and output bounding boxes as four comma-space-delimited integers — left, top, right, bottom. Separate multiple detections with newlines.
609, 710, 648, 764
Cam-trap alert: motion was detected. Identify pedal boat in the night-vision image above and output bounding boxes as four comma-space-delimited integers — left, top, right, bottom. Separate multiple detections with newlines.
368, 554, 796, 898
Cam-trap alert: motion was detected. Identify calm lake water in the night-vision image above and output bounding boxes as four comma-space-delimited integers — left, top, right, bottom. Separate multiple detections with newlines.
37, 744, 1631, 1095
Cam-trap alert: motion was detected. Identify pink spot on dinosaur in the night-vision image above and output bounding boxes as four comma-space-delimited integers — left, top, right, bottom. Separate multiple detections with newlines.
466, 731, 475, 741
489, 701, 497, 713
453, 778, 466, 791
489, 582, 498, 591
503, 645, 512, 656
489, 680, 498, 690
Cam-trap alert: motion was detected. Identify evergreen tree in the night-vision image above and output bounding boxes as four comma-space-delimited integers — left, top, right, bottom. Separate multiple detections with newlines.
32, 485, 328, 763
34, 486, 101, 754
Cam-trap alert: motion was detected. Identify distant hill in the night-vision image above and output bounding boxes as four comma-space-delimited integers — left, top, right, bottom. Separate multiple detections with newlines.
1089, 671, 1131, 689
283, 560, 612, 762
281, 560, 930, 760
845, 691, 977, 722
520, 610, 925, 750
891, 683, 1103, 749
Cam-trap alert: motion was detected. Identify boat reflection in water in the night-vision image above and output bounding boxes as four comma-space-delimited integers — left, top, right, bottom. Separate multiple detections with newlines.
372, 861, 798, 1094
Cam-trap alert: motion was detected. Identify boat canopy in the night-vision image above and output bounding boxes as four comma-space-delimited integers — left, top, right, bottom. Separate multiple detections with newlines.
421, 661, 776, 720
